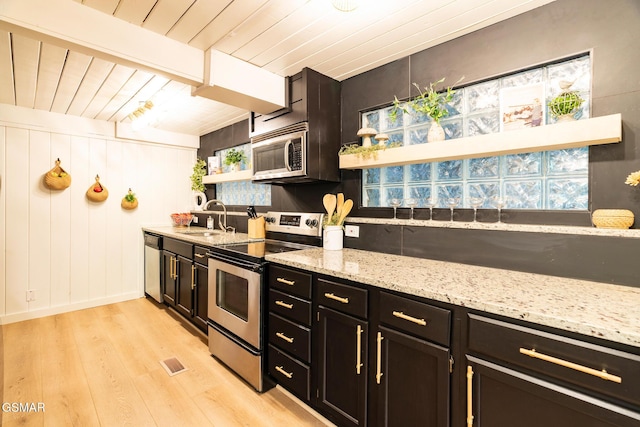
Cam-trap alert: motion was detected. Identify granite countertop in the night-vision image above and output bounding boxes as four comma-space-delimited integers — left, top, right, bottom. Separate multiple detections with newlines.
265, 248, 640, 349
143, 226, 254, 246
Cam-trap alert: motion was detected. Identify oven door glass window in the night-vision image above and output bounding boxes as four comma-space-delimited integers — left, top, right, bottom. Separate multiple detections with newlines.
216, 269, 249, 321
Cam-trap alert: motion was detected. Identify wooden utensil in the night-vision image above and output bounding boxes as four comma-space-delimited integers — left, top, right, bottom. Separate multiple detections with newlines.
336, 199, 353, 225
323, 193, 336, 222
336, 193, 345, 217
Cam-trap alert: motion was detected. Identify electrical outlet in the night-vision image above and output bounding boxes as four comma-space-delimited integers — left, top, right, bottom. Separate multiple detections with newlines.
345, 224, 359, 238
192, 215, 198, 224
26, 290, 36, 302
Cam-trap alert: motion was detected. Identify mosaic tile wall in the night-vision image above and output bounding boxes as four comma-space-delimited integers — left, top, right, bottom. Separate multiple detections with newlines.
362, 55, 591, 210
215, 143, 271, 206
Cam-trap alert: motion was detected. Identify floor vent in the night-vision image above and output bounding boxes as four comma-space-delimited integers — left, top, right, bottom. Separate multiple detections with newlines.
160, 357, 188, 376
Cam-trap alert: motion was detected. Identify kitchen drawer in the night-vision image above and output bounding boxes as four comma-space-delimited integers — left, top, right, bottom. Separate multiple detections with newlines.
269, 289, 312, 326
468, 313, 640, 407
164, 237, 193, 259
269, 265, 312, 299
317, 278, 367, 319
193, 246, 208, 266
268, 344, 311, 402
379, 291, 451, 346
268, 313, 311, 363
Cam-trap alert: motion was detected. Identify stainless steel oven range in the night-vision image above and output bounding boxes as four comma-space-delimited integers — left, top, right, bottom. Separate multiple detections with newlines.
207, 211, 323, 391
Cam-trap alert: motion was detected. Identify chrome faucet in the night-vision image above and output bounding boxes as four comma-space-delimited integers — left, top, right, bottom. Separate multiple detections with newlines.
203, 199, 235, 233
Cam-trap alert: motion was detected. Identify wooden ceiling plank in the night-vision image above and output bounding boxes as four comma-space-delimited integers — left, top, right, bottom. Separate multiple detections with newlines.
114, 0, 158, 26
0, 30, 15, 104
165, 0, 232, 44
66, 57, 114, 116
212, 0, 307, 54
142, 0, 195, 35
81, 0, 120, 15
1, 0, 204, 85
11, 33, 40, 108
94, 69, 155, 121
50, 50, 92, 114
188, 0, 269, 51
82, 64, 136, 119
34, 42, 67, 111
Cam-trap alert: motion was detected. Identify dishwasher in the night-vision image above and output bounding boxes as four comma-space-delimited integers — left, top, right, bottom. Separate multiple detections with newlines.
144, 233, 163, 303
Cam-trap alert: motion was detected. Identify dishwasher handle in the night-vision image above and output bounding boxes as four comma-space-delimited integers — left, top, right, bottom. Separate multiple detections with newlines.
144, 233, 162, 250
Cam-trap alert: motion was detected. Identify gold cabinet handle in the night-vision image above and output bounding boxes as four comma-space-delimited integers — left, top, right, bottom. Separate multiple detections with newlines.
467, 366, 474, 427
194, 253, 206, 259
392, 311, 427, 326
277, 277, 295, 286
191, 265, 196, 290
276, 332, 294, 343
324, 292, 349, 304
275, 365, 293, 379
275, 300, 294, 309
169, 256, 174, 279
356, 325, 364, 375
171, 256, 177, 279
376, 331, 384, 384
519, 348, 622, 383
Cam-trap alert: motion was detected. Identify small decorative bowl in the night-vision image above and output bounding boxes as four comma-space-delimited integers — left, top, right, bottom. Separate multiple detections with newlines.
170, 213, 193, 227
591, 209, 634, 229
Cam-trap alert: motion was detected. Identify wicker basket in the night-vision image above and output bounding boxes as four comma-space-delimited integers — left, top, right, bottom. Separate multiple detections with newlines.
44, 159, 71, 190
591, 209, 634, 229
121, 189, 138, 210
86, 175, 108, 202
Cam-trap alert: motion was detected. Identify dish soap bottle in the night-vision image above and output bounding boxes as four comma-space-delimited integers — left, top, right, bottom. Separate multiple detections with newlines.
207, 216, 214, 230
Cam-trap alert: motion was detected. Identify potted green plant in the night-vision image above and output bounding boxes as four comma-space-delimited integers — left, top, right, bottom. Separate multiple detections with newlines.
549, 90, 584, 122
224, 148, 247, 172
190, 158, 206, 192
390, 77, 459, 142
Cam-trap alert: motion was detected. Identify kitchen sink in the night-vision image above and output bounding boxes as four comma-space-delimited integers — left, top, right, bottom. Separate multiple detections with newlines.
174, 229, 222, 236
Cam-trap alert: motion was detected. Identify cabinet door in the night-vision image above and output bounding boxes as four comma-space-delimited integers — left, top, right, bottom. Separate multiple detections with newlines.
175, 256, 194, 319
162, 251, 176, 306
193, 263, 208, 333
466, 356, 640, 427
316, 306, 367, 427
372, 325, 450, 427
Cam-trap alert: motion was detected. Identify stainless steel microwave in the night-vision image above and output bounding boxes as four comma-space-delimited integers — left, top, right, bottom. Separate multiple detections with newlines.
251, 123, 307, 182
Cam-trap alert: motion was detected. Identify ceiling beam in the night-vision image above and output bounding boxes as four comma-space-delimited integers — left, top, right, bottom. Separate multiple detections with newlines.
0, 0, 203, 85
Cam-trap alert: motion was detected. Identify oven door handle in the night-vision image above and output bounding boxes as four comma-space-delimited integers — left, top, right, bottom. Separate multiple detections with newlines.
206, 251, 264, 273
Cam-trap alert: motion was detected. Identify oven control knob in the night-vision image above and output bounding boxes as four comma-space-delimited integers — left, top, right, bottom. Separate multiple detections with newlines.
305, 219, 318, 228
265, 216, 275, 223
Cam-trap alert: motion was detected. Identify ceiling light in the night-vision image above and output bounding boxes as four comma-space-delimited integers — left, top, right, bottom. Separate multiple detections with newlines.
331, 0, 359, 12
128, 100, 156, 130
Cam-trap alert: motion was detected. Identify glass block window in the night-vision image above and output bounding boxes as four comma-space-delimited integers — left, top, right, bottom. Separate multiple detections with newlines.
362, 55, 591, 210
215, 143, 271, 206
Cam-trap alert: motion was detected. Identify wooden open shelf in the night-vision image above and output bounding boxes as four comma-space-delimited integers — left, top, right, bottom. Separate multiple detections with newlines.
339, 114, 622, 169
202, 169, 253, 184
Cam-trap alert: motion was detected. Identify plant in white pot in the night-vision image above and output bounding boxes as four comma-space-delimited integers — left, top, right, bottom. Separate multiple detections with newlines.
390, 77, 460, 142
224, 148, 247, 172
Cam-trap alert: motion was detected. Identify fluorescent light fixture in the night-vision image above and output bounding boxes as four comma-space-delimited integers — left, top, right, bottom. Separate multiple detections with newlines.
331, 0, 359, 12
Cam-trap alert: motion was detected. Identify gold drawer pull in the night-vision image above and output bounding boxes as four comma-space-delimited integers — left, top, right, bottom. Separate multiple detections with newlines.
277, 277, 295, 286
392, 311, 427, 326
519, 348, 622, 383
275, 300, 293, 309
194, 253, 206, 258
324, 292, 349, 304
467, 366, 474, 427
275, 365, 293, 379
276, 332, 294, 343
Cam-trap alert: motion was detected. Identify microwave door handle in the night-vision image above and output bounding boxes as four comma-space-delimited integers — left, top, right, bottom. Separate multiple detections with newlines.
284, 139, 292, 171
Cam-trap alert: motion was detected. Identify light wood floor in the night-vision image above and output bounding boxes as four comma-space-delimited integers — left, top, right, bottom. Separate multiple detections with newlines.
1, 298, 332, 427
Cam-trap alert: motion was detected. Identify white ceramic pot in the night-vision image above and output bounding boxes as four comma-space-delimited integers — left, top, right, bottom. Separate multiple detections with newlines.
323, 225, 344, 250
428, 122, 445, 142
193, 191, 207, 211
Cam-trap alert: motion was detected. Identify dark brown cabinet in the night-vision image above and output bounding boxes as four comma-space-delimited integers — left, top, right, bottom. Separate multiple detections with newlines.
316, 305, 368, 427
466, 314, 640, 427
162, 238, 208, 333
370, 291, 452, 427
267, 265, 314, 402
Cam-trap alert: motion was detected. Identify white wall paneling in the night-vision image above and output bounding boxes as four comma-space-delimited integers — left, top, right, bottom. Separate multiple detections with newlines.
0, 105, 196, 323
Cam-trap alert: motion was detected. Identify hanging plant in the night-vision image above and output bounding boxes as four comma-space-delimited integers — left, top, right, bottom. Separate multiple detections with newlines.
190, 158, 207, 192
121, 188, 138, 210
